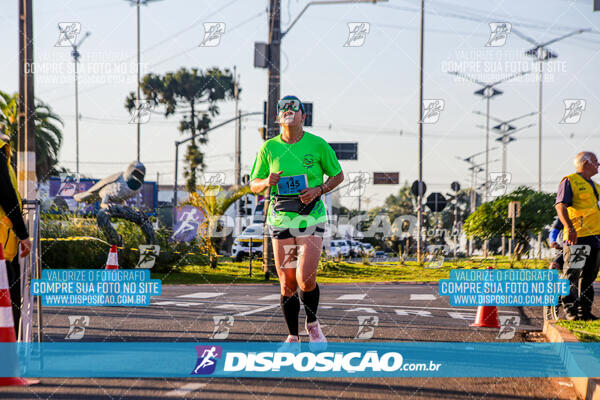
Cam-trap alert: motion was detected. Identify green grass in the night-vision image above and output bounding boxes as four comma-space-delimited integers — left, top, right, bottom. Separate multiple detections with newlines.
555, 320, 600, 342
151, 256, 549, 285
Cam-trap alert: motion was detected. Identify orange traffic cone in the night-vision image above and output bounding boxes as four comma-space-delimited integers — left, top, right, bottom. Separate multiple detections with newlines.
470, 305, 501, 328
0, 244, 38, 386
471, 266, 500, 328
105, 245, 119, 270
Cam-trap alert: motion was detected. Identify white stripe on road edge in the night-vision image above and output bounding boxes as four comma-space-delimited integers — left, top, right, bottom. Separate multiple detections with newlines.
177, 292, 225, 299
165, 383, 207, 397
0, 307, 14, 327
336, 294, 367, 300
234, 304, 280, 316
258, 294, 280, 301
410, 294, 436, 301
347, 307, 377, 313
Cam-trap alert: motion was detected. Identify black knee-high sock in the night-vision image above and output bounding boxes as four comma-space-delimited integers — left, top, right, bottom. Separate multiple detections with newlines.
280, 293, 300, 336
300, 285, 320, 324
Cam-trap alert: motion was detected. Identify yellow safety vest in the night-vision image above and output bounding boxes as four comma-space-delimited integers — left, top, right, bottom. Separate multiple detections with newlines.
562, 172, 600, 240
0, 139, 22, 262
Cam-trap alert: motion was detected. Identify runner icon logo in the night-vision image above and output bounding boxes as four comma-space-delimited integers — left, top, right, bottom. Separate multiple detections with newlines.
559, 99, 586, 124
210, 316, 234, 340
569, 245, 591, 270
56, 22, 81, 47
200, 23, 226, 47
421, 100, 445, 124
486, 22, 512, 47
65, 315, 90, 340
354, 316, 379, 339
496, 316, 520, 340
282, 245, 303, 269
192, 345, 222, 375
344, 22, 370, 47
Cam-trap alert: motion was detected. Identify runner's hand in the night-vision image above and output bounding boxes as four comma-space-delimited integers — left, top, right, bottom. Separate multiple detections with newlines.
567, 228, 577, 245
299, 187, 321, 204
268, 171, 284, 186
550, 242, 562, 250
20, 238, 32, 258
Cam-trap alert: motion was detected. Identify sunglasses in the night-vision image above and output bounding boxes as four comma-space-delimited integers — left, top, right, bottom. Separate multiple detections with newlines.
277, 99, 302, 113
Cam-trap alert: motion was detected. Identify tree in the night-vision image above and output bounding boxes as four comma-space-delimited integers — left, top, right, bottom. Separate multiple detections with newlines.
0, 90, 64, 181
185, 184, 251, 269
125, 67, 236, 192
463, 186, 555, 258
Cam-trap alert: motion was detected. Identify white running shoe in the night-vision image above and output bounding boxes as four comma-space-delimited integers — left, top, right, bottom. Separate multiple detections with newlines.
306, 320, 327, 351
278, 335, 301, 354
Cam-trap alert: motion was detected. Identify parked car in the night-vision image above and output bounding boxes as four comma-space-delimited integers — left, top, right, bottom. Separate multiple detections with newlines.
232, 223, 263, 261
326, 241, 341, 258
359, 242, 374, 256
331, 240, 350, 257
373, 250, 386, 259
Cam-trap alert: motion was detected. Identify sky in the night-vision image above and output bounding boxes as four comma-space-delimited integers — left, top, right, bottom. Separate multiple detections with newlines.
1, 0, 599, 209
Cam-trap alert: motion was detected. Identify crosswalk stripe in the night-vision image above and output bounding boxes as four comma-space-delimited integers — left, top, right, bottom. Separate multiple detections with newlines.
410, 294, 436, 300
165, 383, 207, 397
177, 292, 225, 299
258, 294, 280, 301
336, 294, 367, 300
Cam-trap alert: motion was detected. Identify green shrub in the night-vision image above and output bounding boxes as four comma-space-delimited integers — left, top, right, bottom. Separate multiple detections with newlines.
41, 213, 210, 272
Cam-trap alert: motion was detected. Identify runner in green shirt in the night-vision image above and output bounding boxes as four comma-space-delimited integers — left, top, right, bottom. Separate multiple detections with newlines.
250, 95, 344, 349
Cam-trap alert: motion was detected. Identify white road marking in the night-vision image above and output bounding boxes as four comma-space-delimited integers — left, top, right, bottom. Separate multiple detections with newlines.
320, 302, 519, 314
153, 301, 200, 307
234, 304, 280, 316
395, 309, 433, 317
258, 294, 280, 301
177, 292, 225, 299
320, 305, 333, 309
337, 294, 367, 300
214, 304, 254, 311
347, 307, 377, 313
448, 312, 477, 320
165, 383, 207, 397
410, 294, 436, 300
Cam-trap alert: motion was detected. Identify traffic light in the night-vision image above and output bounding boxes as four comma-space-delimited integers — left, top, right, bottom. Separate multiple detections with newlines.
259, 127, 266, 140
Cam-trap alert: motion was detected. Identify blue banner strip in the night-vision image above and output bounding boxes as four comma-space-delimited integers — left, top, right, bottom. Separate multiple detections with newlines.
2, 342, 600, 378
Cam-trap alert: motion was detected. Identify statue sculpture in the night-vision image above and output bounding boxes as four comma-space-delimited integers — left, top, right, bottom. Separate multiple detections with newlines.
74, 161, 155, 246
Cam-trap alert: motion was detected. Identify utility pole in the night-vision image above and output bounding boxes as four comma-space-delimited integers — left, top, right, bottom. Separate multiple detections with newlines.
18, 0, 36, 201
234, 66, 242, 237
417, 0, 425, 264
262, 0, 281, 279
234, 66, 241, 186
69, 31, 90, 176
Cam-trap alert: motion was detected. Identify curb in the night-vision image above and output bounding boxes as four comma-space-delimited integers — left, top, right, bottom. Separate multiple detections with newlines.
544, 320, 600, 400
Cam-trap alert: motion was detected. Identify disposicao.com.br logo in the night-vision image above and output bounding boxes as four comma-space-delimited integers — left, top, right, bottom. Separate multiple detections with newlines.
205, 350, 441, 375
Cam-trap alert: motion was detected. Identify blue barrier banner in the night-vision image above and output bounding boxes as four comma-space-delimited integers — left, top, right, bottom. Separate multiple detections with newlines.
439, 269, 570, 306
30, 269, 162, 307
2, 342, 600, 378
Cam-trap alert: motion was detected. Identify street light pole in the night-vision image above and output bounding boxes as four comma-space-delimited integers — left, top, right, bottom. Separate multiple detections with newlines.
417, 0, 424, 264
262, 0, 386, 275
173, 112, 262, 211
69, 31, 90, 176
512, 28, 589, 258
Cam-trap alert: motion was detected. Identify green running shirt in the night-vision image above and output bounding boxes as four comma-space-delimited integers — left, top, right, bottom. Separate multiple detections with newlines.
250, 131, 342, 229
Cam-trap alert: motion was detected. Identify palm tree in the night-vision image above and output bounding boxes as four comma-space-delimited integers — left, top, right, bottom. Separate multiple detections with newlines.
0, 90, 64, 181
185, 184, 252, 268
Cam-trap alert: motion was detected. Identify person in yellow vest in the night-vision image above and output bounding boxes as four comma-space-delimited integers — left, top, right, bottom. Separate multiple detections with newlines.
0, 132, 32, 336
555, 151, 600, 321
